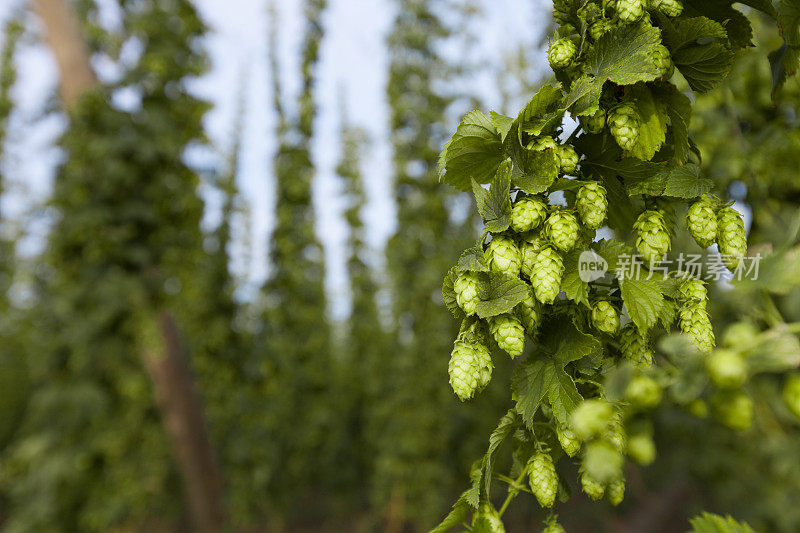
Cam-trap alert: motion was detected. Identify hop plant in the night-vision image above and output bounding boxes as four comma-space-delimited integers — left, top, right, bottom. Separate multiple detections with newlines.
608, 102, 640, 151
627, 433, 656, 465
581, 108, 607, 134
619, 325, 654, 368
570, 399, 614, 441
528, 135, 558, 152
528, 452, 558, 507
783, 374, 800, 420
515, 292, 541, 335
511, 196, 548, 233
544, 210, 580, 252
652, 0, 683, 17
472, 501, 505, 533
679, 277, 707, 303
679, 302, 715, 353
589, 18, 614, 41
624, 375, 663, 410
591, 301, 619, 335
687, 196, 718, 248
606, 479, 625, 506
706, 349, 748, 389
556, 144, 579, 174
520, 236, 545, 279
580, 471, 605, 500
712, 390, 754, 431
486, 235, 522, 276
489, 313, 525, 358
717, 206, 747, 270
448, 339, 492, 401
634, 209, 671, 264
617, 0, 645, 23
651, 43, 674, 78
577, 182, 608, 230
557, 424, 581, 457
454, 271, 482, 315
547, 37, 577, 69
531, 246, 564, 304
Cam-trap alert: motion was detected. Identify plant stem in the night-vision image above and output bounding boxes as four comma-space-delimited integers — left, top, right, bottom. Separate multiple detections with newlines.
498, 469, 527, 517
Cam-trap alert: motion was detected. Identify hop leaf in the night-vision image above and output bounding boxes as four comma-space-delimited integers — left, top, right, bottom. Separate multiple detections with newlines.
627, 433, 656, 465
706, 349, 748, 389
616, 0, 645, 24
556, 144, 579, 175
679, 302, 715, 353
486, 235, 522, 276
531, 246, 564, 304
454, 271, 482, 316
711, 390, 754, 431
591, 301, 619, 335
687, 196, 718, 249
577, 182, 608, 230
544, 210, 580, 252
783, 373, 800, 420
634, 209, 671, 264
548, 38, 578, 69
528, 452, 558, 507
717, 206, 747, 270
608, 102, 640, 151
489, 313, 525, 358
448, 339, 492, 401
511, 196, 548, 233
556, 424, 581, 457
619, 324, 654, 368
624, 375, 663, 410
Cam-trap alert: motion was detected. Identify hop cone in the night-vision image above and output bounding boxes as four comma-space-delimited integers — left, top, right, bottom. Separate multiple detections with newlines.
520, 235, 545, 279
619, 325, 654, 368
627, 433, 656, 465
570, 399, 614, 441
547, 37, 577, 69
528, 452, 558, 507
679, 302, 715, 353
511, 196, 548, 233
706, 349, 747, 389
783, 374, 800, 420
581, 108, 607, 134
687, 196, 718, 248
557, 424, 581, 457
712, 390, 754, 431
679, 277, 707, 303
608, 102, 640, 151
717, 206, 747, 270
591, 301, 619, 335
577, 182, 608, 230
606, 414, 626, 452
528, 135, 558, 152
653, 0, 683, 17
634, 209, 671, 264
580, 471, 605, 500
606, 479, 625, 506
651, 44, 674, 78
556, 144, 579, 175
486, 235, 522, 276
624, 375, 663, 410
448, 339, 491, 401
617, 0, 644, 23
472, 502, 505, 533
542, 518, 566, 533
544, 210, 580, 252
722, 322, 759, 348
454, 271, 481, 315
515, 292, 541, 335
589, 18, 614, 41
489, 313, 525, 358
531, 246, 564, 304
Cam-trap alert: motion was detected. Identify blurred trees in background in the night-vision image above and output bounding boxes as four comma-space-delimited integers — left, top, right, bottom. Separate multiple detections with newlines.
0, 1, 798, 532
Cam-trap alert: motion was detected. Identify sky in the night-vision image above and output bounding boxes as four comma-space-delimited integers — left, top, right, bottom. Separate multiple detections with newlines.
0, 0, 551, 318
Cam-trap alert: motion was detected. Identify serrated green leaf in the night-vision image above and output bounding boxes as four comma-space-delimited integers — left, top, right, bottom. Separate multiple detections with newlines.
441, 110, 504, 191
625, 83, 668, 161
684, 3, 754, 49
662, 164, 713, 197
512, 358, 554, 428
516, 84, 564, 141
547, 320, 602, 367
483, 409, 518, 500
660, 16, 728, 52
472, 162, 512, 232
654, 83, 692, 164
510, 144, 560, 194
778, 0, 800, 47
431, 494, 471, 533
561, 248, 590, 305
443, 267, 464, 319
457, 245, 489, 272
688, 512, 756, 533
768, 44, 800, 97
490, 111, 515, 142
548, 366, 583, 426
673, 42, 735, 93
592, 239, 634, 273
475, 273, 528, 318
619, 277, 664, 334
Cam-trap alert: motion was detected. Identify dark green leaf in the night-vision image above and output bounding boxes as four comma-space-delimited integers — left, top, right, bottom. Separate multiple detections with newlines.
443, 267, 464, 319
472, 161, 512, 232
619, 277, 664, 334
475, 273, 529, 318
441, 110, 504, 191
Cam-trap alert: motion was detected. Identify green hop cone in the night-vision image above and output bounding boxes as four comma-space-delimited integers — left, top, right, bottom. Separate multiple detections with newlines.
580, 471, 605, 500
544, 210, 580, 252
712, 390, 754, 431
608, 102, 640, 151
589, 18, 614, 41
527, 135, 558, 152
486, 235, 522, 276
619, 324, 655, 368
547, 37, 577, 69
606, 479, 625, 506
577, 181, 608, 230
584, 440, 624, 484
520, 235, 545, 279
542, 517, 566, 533
454, 271, 482, 316
591, 301, 619, 335
679, 277, 707, 303
627, 433, 656, 465
651, 43, 674, 79
472, 501, 505, 533
531, 246, 564, 304
634, 209, 671, 264
570, 399, 614, 441
511, 196, 548, 233
617, 0, 645, 23
652, 0, 683, 17
557, 424, 581, 457
679, 302, 715, 353
782, 373, 800, 420
581, 108, 607, 134
706, 349, 747, 389
515, 292, 541, 335
528, 452, 558, 508
556, 144, 579, 175
688, 398, 709, 419
687, 196, 718, 248
717, 206, 747, 271
448, 339, 492, 401
624, 375, 663, 410
722, 322, 759, 348
606, 418, 626, 453
489, 313, 525, 358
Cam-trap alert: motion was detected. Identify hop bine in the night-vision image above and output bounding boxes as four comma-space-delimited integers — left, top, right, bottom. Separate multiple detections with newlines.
485, 235, 522, 276
547, 37, 577, 69
716, 206, 747, 270
489, 313, 525, 358
634, 209, 671, 264
577, 182, 608, 230
608, 102, 640, 151
528, 452, 558, 507
619, 324, 655, 368
687, 195, 718, 249
531, 246, 564, 304
544, 209, 580, 252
